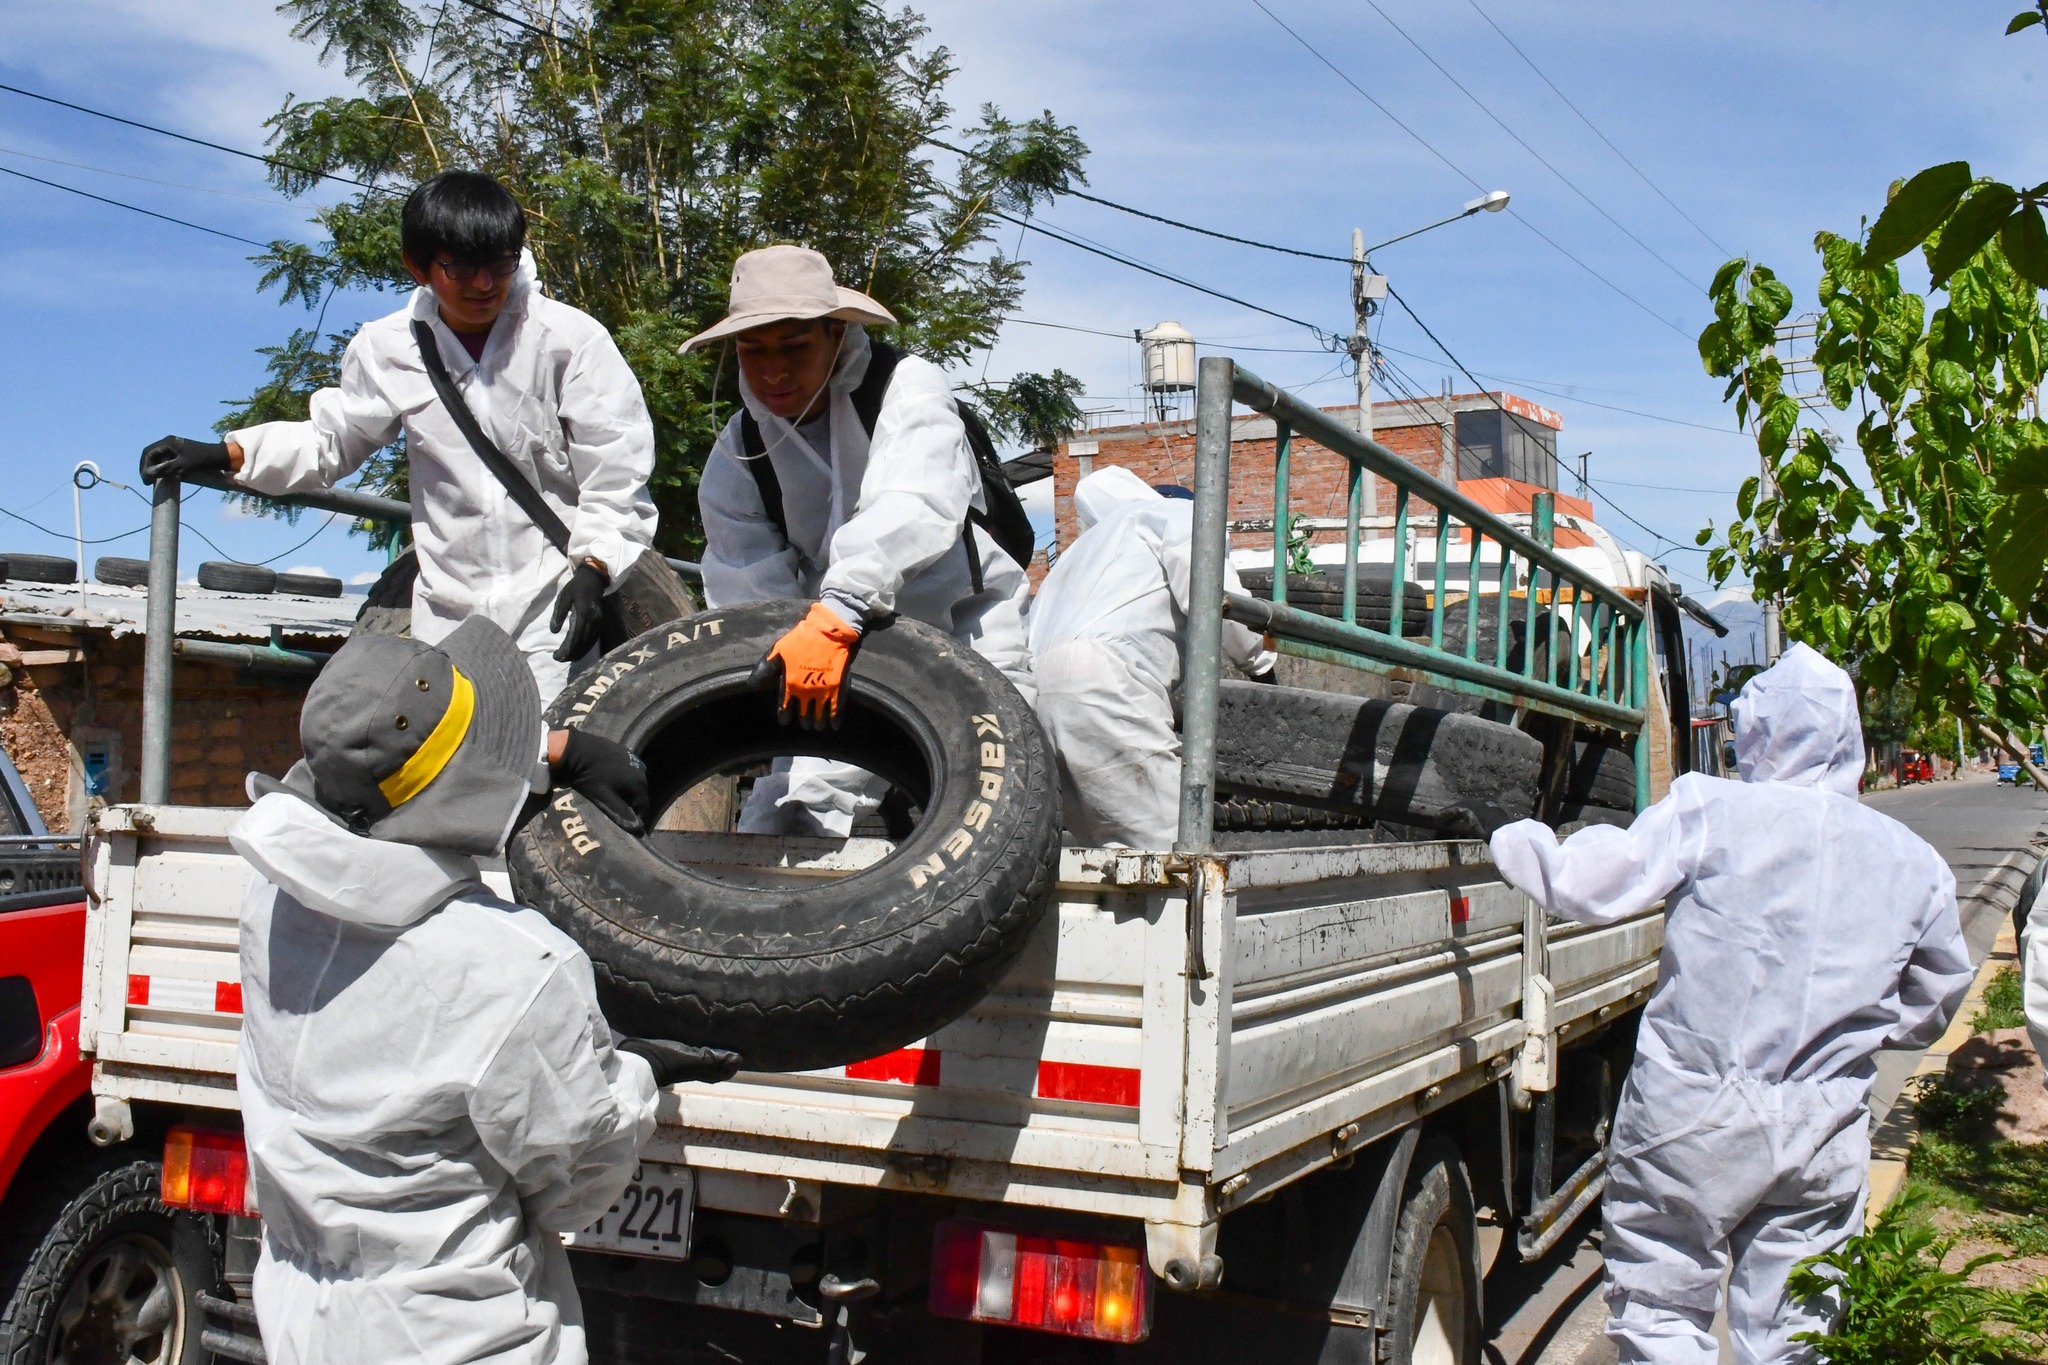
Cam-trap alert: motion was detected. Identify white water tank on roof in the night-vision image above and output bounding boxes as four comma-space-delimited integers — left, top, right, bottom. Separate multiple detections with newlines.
1140, 321, 1196, 394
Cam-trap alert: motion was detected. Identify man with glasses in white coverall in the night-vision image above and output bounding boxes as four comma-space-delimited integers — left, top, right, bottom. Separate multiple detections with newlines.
1489, 643, 1970, 1362
1029, 467, 1274, 848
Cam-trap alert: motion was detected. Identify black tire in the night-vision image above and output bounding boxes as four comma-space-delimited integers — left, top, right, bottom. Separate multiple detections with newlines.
1214, 796, 1373, 832
1555, 801, 1635, 833
274, 571, 344, 598
1238, 566, 1428, 634
196, 561, 275, 594
0, 1159, 221, 1365
94, 556, 151, 588
350, 549, 417, 638
2, 553, 76, 585
1212, 679, 1543, 838
1381, 1138, 1482, 1365
1566, 737, 1638, 811
507, 600, 1061, 1073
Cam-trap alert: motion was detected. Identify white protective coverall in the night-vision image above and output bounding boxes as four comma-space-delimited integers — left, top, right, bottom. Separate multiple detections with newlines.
231, 792, 659, 1365
230, 253, 659, 701
698, 324, 1033, 835
1028, 467, 1274, 848
1489, 644, 1970, 1363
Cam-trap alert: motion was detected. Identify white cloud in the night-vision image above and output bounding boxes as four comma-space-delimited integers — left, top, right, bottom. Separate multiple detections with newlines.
282, 564, 329, 578
348, 570, 380, 585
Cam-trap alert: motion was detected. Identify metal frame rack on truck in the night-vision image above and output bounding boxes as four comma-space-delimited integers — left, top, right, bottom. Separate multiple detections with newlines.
53, 356, 1685, 1364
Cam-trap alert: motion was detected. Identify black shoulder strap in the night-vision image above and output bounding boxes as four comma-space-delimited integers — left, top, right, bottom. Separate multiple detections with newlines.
736, 409, 789, 545
850, 339, 902, 434
410, 320, 572, 554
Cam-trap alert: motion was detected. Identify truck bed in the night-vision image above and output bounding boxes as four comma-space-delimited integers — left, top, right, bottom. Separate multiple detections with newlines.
79, 803, 1660, 1273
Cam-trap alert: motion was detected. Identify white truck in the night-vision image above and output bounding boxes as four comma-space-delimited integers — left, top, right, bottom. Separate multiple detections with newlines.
55, 359, 1686, 1363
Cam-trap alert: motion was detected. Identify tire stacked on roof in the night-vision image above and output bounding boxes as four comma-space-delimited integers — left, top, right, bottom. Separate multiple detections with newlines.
1, 554, 77, 584
93, 556, 150, 588
275, 571, 344, 598
196, 561, 276, 594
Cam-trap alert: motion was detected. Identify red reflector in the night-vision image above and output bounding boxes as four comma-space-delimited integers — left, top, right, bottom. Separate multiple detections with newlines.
928, 1219, 1149, 1343
127, 974, 150, 1006
1037, 1060, 1139, 1107
1450, 895, 1471, 924
162, 1127, 255, 1218
215, 981, 243, 1014
845, 1047, 941, 1086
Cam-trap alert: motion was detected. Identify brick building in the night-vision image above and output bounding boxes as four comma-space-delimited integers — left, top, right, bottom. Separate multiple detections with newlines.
0, 581, 354, 832
1046, 391, 1565, 556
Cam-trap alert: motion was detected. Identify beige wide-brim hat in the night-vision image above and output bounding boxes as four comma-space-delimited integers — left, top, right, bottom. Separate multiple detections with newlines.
678, 244, 896, 354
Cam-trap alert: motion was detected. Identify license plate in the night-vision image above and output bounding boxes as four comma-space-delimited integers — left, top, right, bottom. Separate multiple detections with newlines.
563, 1161, 694, 1259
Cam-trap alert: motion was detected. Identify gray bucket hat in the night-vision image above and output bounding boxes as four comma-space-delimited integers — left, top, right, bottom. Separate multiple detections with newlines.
677, 244, 895, 354
251, 617, 543, 855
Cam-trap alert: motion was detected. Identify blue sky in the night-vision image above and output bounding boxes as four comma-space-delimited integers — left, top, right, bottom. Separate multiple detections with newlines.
1, 1, 2041, 596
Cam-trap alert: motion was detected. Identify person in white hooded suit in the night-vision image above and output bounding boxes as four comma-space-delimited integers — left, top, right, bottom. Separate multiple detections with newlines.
1488, 643, 1970, 1363
688, 245, 1034, 835
1029, 467, 1275, 848
231, 618, 734, 1365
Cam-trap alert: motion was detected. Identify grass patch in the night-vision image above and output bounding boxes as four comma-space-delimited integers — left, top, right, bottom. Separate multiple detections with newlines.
1790, 1192, 2048, 1362
1973, 965, 2027, 1033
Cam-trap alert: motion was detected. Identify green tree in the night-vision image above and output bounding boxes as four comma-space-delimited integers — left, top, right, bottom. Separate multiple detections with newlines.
224, 0, 1088, 556
1697, 7, 2048, 783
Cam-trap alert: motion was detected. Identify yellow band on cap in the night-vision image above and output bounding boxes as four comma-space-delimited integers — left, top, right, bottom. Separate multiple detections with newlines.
378, 666, 474, 807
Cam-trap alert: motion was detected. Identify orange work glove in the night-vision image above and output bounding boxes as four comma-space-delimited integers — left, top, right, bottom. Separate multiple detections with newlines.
750, 603, 862, 729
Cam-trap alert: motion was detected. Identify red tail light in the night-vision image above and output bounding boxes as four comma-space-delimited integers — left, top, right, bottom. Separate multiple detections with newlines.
162, 1127, 256, 1217
929, 1219, 1150, 1343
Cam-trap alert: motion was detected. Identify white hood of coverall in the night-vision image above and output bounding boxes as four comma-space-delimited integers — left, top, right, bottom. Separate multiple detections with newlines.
230, 793, 657, 1365
1028, 468, 1273, 848
230, 251, 660, 702
1485, 645, 1969, 1358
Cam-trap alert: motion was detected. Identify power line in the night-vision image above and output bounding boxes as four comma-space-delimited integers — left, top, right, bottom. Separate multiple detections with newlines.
1357, 0, 1700, 291
0, 81, 380, 192
1245, 0, 1693, 340
990, 209, 1335, 338
0, 146, 288, 204
1464, 0, 1731, 257
0, 164, 269, 247
1380, 283, 1707, 552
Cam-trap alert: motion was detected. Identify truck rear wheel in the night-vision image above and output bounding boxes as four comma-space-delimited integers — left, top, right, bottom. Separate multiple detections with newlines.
0, 1160, 220, 1365
508, 601, 1061, 1074
1382, 1141, 1482, 1365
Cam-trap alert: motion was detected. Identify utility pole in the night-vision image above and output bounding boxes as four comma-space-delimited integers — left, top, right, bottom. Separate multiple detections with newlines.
1350, 228, 1388, 538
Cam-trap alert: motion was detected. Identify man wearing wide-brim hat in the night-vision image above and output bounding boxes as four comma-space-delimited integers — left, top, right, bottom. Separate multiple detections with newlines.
683, 244, 1034, 837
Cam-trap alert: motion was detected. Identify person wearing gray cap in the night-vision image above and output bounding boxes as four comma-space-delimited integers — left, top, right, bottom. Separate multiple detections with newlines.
228, 617, 736, 1365
684, 244, 1035, 836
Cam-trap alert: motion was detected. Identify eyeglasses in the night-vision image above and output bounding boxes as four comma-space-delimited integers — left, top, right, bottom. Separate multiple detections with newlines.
433, 255, 522, 284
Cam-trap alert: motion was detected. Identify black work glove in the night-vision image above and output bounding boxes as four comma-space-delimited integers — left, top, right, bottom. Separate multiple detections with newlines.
139, 435, 232, 485
616, 1037, 742, 1086
550, 561, 609, 663
551, 729, 650, 836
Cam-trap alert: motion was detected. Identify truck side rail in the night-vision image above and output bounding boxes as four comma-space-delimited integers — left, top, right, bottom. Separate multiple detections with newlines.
134, 473, 702, 804
1175, 357, 1652, 851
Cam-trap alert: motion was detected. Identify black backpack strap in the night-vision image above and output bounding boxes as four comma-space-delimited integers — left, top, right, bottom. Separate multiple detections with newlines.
850, 339, 901, 434
736, 410, 790, 546
411, 320, 573, 554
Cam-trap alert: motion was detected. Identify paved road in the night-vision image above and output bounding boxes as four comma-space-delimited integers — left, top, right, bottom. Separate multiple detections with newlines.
1500, 771, 2048, 1364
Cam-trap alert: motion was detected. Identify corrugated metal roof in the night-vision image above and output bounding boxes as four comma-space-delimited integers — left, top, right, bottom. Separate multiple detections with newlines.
0, 581, 361, 640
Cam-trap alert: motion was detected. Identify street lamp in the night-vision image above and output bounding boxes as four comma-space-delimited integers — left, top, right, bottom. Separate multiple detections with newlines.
1349, 191, 1511, 532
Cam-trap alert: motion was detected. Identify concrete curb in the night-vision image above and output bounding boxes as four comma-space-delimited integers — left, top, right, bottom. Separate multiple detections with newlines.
1866, 842, 2043, 1223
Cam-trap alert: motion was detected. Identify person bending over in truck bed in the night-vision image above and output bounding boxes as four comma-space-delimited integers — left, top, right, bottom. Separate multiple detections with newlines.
1488, 643, 1970, 1365
683, 244, 1036, 836
230, 619, 735, 1365
139, 170, 653, 834
1029, 468, 1275, 848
